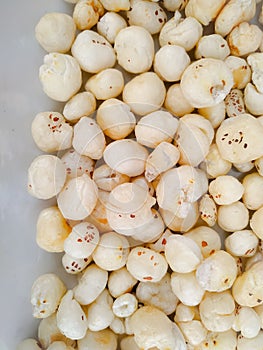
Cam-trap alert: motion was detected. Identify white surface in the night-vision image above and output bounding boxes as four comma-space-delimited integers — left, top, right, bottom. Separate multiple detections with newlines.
0, 1, 76, 349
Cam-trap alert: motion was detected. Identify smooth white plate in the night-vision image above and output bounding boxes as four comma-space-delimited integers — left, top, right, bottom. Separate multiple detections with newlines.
0, 1, 76, 349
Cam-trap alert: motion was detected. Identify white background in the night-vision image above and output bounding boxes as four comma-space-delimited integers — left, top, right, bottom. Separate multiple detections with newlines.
0, 1, 76, 348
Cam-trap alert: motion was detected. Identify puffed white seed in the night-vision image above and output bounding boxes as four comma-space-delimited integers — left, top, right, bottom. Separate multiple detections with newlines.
196, 250, 237, 292
35, 13, 76, 53
247, 52, 263, 93
184, 226, 221, 258
242, 172, 263, 210
225, 230, 258, 257
250, 206, 263, 240
73, 0, 104, 30
160, 202, 199, 233
57, 174, 98, 221
112, 293, 138, 318
199, 291, 236, 332
93, 164, 129, 192
39, 53, 82, 102
114, 26, 154, 74
31, 274, 66, 319
64, 222, 99, 259
85, 68, 124, 100
31, 112, 73, 153
77, 329, 117, 350
174, 113, 214, 167
185, 0, 226, 26
237, 331, 263, 350
120, 336, 140, 350
209, 175, 244, 205
197, 329, 237, 350
135, 110, 179, 149
179, 320, 208, 347
71, 30, 116, 73
72, 116, 106, 160
38, 314, 76, 349
110, 317, 126, 335
108, 267, 138, 298
215, 0, 256, 37
171, 271, 205, 306
217, 201, 249, 232
165, 234, 202, 273
254, 304, 263, 329
198, 194, 217, 227
180, 58, 234, 108
163, 0, 189, 12
57, 291, 87, 340
73, 263, 108, 305
244, 83, 263, 116
99, 0, 130, 11
174, 303, 198, 323
156, 165, 208, 216
92, 231, 130, 271
201, 143, 232, 179
130, 306, 186, 350
27, 155, 66, 200
227, 22, 262, 57
86, 289, 114, 331
159, 11, 203, 51
62, 253, 92, 275
154, 44, 190, 82
126, 246, 168, 282
61, 149, 95, 180
164, 83, 194, 117
103, 140, 148, 177
97, 12, 127, 44
255, 155, 263, 175
63, 92, 96, 122
233, 161, 254, 173
232, 306, 261, 339
130, 209, 164, 243
127, 1, 167, 35
36, 206, 71, 253
198, 101, 226, 129
224, 55, 251, 90
16, 339, 42, 350
136, 273, 178, 315
244, 252, 263, 272
195, 34, 230, 60
225, 89, 245, 118
96, 98, 136, 140
122, 72, 166, 116
146, 228, 172, 254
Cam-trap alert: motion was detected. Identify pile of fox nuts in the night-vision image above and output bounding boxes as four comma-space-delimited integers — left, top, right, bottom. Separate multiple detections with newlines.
18, 1, 263, 349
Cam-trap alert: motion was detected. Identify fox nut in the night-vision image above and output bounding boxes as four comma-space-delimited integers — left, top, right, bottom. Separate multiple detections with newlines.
114, 26, 154, 74
96, 98, 136, 140
180, 58, 234, 108
165, 234, 203, 273
57, 174, 98, 221
27, 155, 66, 200
31, 274, 66, 319
35, 12, 76, 53
73, 117, 106, 160
39, 53, 82, 102
36, 206, 71, 253
71, 30, 116, 73
63, 92, 96, 123
122, 72, 166, 116
97, 12, 127, 44
196, 250, 238, 292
